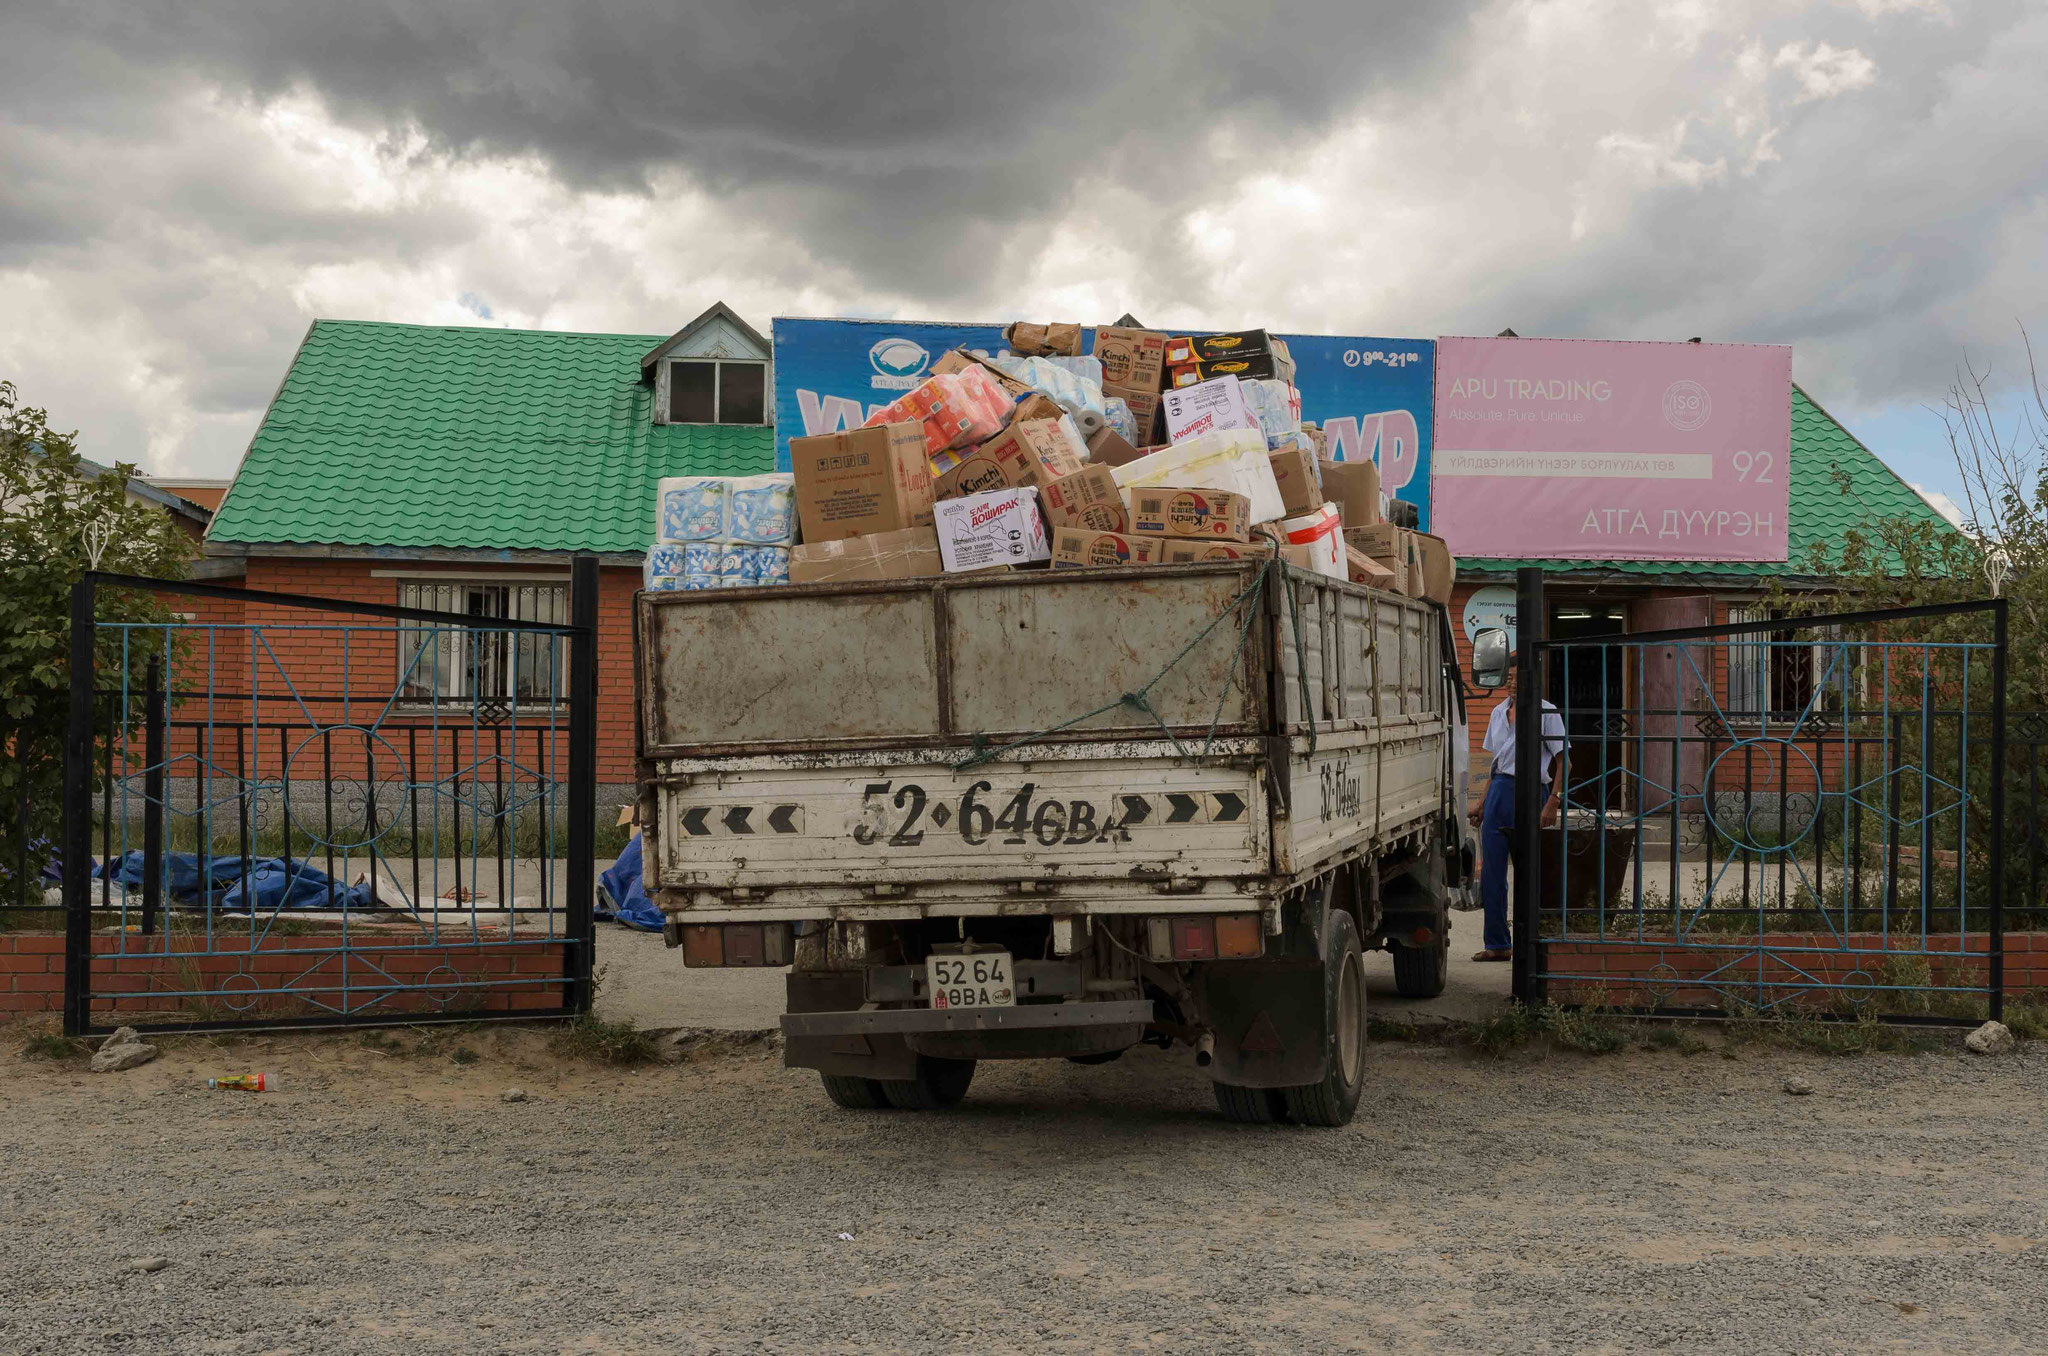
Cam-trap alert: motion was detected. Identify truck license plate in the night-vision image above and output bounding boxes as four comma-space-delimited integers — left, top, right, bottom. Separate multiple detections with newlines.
926, 951, 1014, 1010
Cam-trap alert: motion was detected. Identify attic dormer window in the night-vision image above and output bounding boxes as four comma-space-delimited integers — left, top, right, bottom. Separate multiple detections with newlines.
667, 358, 766, 425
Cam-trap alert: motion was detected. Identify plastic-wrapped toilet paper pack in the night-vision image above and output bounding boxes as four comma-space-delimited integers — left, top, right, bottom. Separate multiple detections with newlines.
655, 473, 797, 547
863, 371, 1012, 456
657, 477, 728, 543
646, 545, 690, 579
1040, 354, 1103, 386
1102, 395, 1138, 445
1242, 379, 1302, 450
983, 353, 1105, 417
725, 475, 797, 545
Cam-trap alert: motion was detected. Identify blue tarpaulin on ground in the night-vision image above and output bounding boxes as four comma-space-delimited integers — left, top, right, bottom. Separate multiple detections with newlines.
598, 833, 663, 932
91, 851, 377, 912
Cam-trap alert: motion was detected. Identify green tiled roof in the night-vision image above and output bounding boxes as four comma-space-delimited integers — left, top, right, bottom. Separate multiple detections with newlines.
1459, 386, 1953, 580
209, 319, 775, 553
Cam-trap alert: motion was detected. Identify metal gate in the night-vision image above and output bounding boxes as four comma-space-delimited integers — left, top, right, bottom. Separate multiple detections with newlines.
1508, 573, 2013, 1023
58, 559, 599, 1035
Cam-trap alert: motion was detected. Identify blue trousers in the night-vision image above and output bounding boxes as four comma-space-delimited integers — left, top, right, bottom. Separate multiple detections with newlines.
1479, 773, 1517, 952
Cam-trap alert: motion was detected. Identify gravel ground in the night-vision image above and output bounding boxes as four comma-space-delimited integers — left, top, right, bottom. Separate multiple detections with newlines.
4, 1023, 2044, 1354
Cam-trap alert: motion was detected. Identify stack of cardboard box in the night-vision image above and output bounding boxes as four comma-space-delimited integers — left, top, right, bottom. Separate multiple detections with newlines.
762, 324, 1454, 604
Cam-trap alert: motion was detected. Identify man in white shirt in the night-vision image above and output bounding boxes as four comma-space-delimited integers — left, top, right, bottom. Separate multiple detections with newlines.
1466, 655, 1568, 961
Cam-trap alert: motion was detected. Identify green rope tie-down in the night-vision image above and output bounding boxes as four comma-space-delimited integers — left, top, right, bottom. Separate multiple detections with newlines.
952, 556, 1319, 772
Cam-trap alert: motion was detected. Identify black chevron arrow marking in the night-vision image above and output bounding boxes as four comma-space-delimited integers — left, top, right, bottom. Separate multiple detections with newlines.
722, 805, 754, 835
680, 806, 711, 837
767, 804, 800, 834
1211, 791, 1246, 823
1118, 795, 1152, 827
1165, 793, 1201, 824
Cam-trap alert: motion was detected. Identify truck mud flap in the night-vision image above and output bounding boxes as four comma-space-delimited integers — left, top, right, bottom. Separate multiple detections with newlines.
1193, 959, 1326, 1087
783, 971, 917, 1081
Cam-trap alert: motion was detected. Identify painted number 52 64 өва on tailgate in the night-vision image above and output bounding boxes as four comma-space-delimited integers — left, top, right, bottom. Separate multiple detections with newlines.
852, 780, 1133, 849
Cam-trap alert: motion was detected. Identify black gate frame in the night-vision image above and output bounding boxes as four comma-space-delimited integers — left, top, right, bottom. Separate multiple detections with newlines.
58, 555, 600, 1035
1509, 567, 2010, 1023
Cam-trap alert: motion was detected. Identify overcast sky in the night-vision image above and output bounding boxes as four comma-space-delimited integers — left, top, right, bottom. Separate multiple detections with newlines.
3, 0, 2043, 520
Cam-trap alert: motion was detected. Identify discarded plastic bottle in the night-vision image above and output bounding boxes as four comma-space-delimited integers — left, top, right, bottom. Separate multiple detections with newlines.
206, 1074, 268, 1092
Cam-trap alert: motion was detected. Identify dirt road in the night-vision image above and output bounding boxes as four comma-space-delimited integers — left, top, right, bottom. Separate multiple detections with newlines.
3, 1026, 2043, 1354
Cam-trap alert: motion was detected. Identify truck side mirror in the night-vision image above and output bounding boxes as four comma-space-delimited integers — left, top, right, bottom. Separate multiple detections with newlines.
1470, 629, 1509, 689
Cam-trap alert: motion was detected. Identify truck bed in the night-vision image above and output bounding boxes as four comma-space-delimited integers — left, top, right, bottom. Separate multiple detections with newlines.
636, 561, 1448, 923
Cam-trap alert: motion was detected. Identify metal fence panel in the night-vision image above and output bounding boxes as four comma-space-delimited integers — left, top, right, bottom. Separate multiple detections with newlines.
54, 560, 599, 1036
1515, 592, 2015, 1024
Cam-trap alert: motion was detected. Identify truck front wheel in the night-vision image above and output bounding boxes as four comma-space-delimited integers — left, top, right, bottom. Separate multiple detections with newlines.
878, 1056, 976, 1111
1281, 907, 1368, 1127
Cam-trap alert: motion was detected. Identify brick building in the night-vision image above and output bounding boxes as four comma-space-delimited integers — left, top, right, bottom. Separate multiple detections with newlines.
204, 304, 777, 805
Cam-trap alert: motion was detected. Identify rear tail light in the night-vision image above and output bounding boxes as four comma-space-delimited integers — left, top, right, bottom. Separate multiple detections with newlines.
1411, 925, 1435, 945
1146, 914, 1264, 961
680, 923, 793, 968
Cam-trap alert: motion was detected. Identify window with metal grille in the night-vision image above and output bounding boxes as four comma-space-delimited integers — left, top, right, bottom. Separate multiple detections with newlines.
1725, 603, 1824, 718
396, 581, 566, 707
666, 358, 768, 425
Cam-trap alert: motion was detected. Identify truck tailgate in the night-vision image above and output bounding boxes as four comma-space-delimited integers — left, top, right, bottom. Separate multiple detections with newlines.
647, 745, 1269, 895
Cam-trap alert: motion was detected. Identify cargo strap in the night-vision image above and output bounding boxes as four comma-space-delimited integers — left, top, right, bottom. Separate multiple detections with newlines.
953, 558, 1314, 771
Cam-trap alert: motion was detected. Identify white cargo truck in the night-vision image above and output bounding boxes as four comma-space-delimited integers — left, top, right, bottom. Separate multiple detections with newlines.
635, 559, 1483, 1125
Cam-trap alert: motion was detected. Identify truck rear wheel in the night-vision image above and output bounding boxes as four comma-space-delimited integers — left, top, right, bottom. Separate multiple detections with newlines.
878, 1056, 976, 1111
1392, 932, 1449, 999
1281, 907, 1368, 1127
1213, 1082, 1286, 1123
819, 1074, 888, 1110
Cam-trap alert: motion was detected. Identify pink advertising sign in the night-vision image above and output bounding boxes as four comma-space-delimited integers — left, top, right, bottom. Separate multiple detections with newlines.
1430, 336, 1791, 562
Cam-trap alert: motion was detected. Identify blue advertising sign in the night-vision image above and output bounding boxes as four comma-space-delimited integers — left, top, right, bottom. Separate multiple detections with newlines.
772, 318, 1435, 526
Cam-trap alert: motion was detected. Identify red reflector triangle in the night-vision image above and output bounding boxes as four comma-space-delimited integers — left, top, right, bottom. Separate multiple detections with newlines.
1240, 1010, 1285, 1054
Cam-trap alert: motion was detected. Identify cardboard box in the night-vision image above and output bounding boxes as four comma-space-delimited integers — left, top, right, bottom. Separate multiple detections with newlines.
1159, 539, 1274, 563
1103, 382, 1162, 444
790, 422, 935, 545
1344, 545, 1397, 591
1094, 327, 1167, 392
1160, 375, 1258, 442
1411, 531, 1456, 605
1128, 488, 1252, 541
933, 486, 1050, 572
1114, 428, 1286, 527
1042, 464, 1129, 532
1049, 528, 1158, 569
1191, 329, 1275, 362
1164, 336, 1197, 366
1344, 524, 1417, 597
1319, 458, 1380, 529
1267, 447, 1324, 516
1084, 425, 1146, 468
937, 416, 1085, 500
789, 526, 944, 584
1004, 321, 1082, 357
1273, 502, 1345, 579
1010, 392, 1066, 427
1167, 353, 1288, 387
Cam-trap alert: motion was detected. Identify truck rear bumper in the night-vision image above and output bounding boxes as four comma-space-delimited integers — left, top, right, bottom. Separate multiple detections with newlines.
782, 999, 1153, 1039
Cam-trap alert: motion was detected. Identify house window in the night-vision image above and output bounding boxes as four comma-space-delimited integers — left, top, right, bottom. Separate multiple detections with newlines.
667, 359, 767, 425
396, 581, 567, 707
1725, 604, 1820, 718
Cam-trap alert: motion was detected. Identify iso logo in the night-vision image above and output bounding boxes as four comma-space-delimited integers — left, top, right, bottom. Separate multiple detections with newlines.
1662, 379, 1711, 431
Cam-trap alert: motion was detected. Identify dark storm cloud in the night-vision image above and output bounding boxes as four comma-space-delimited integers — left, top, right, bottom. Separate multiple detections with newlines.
32, 1, 1482, 295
